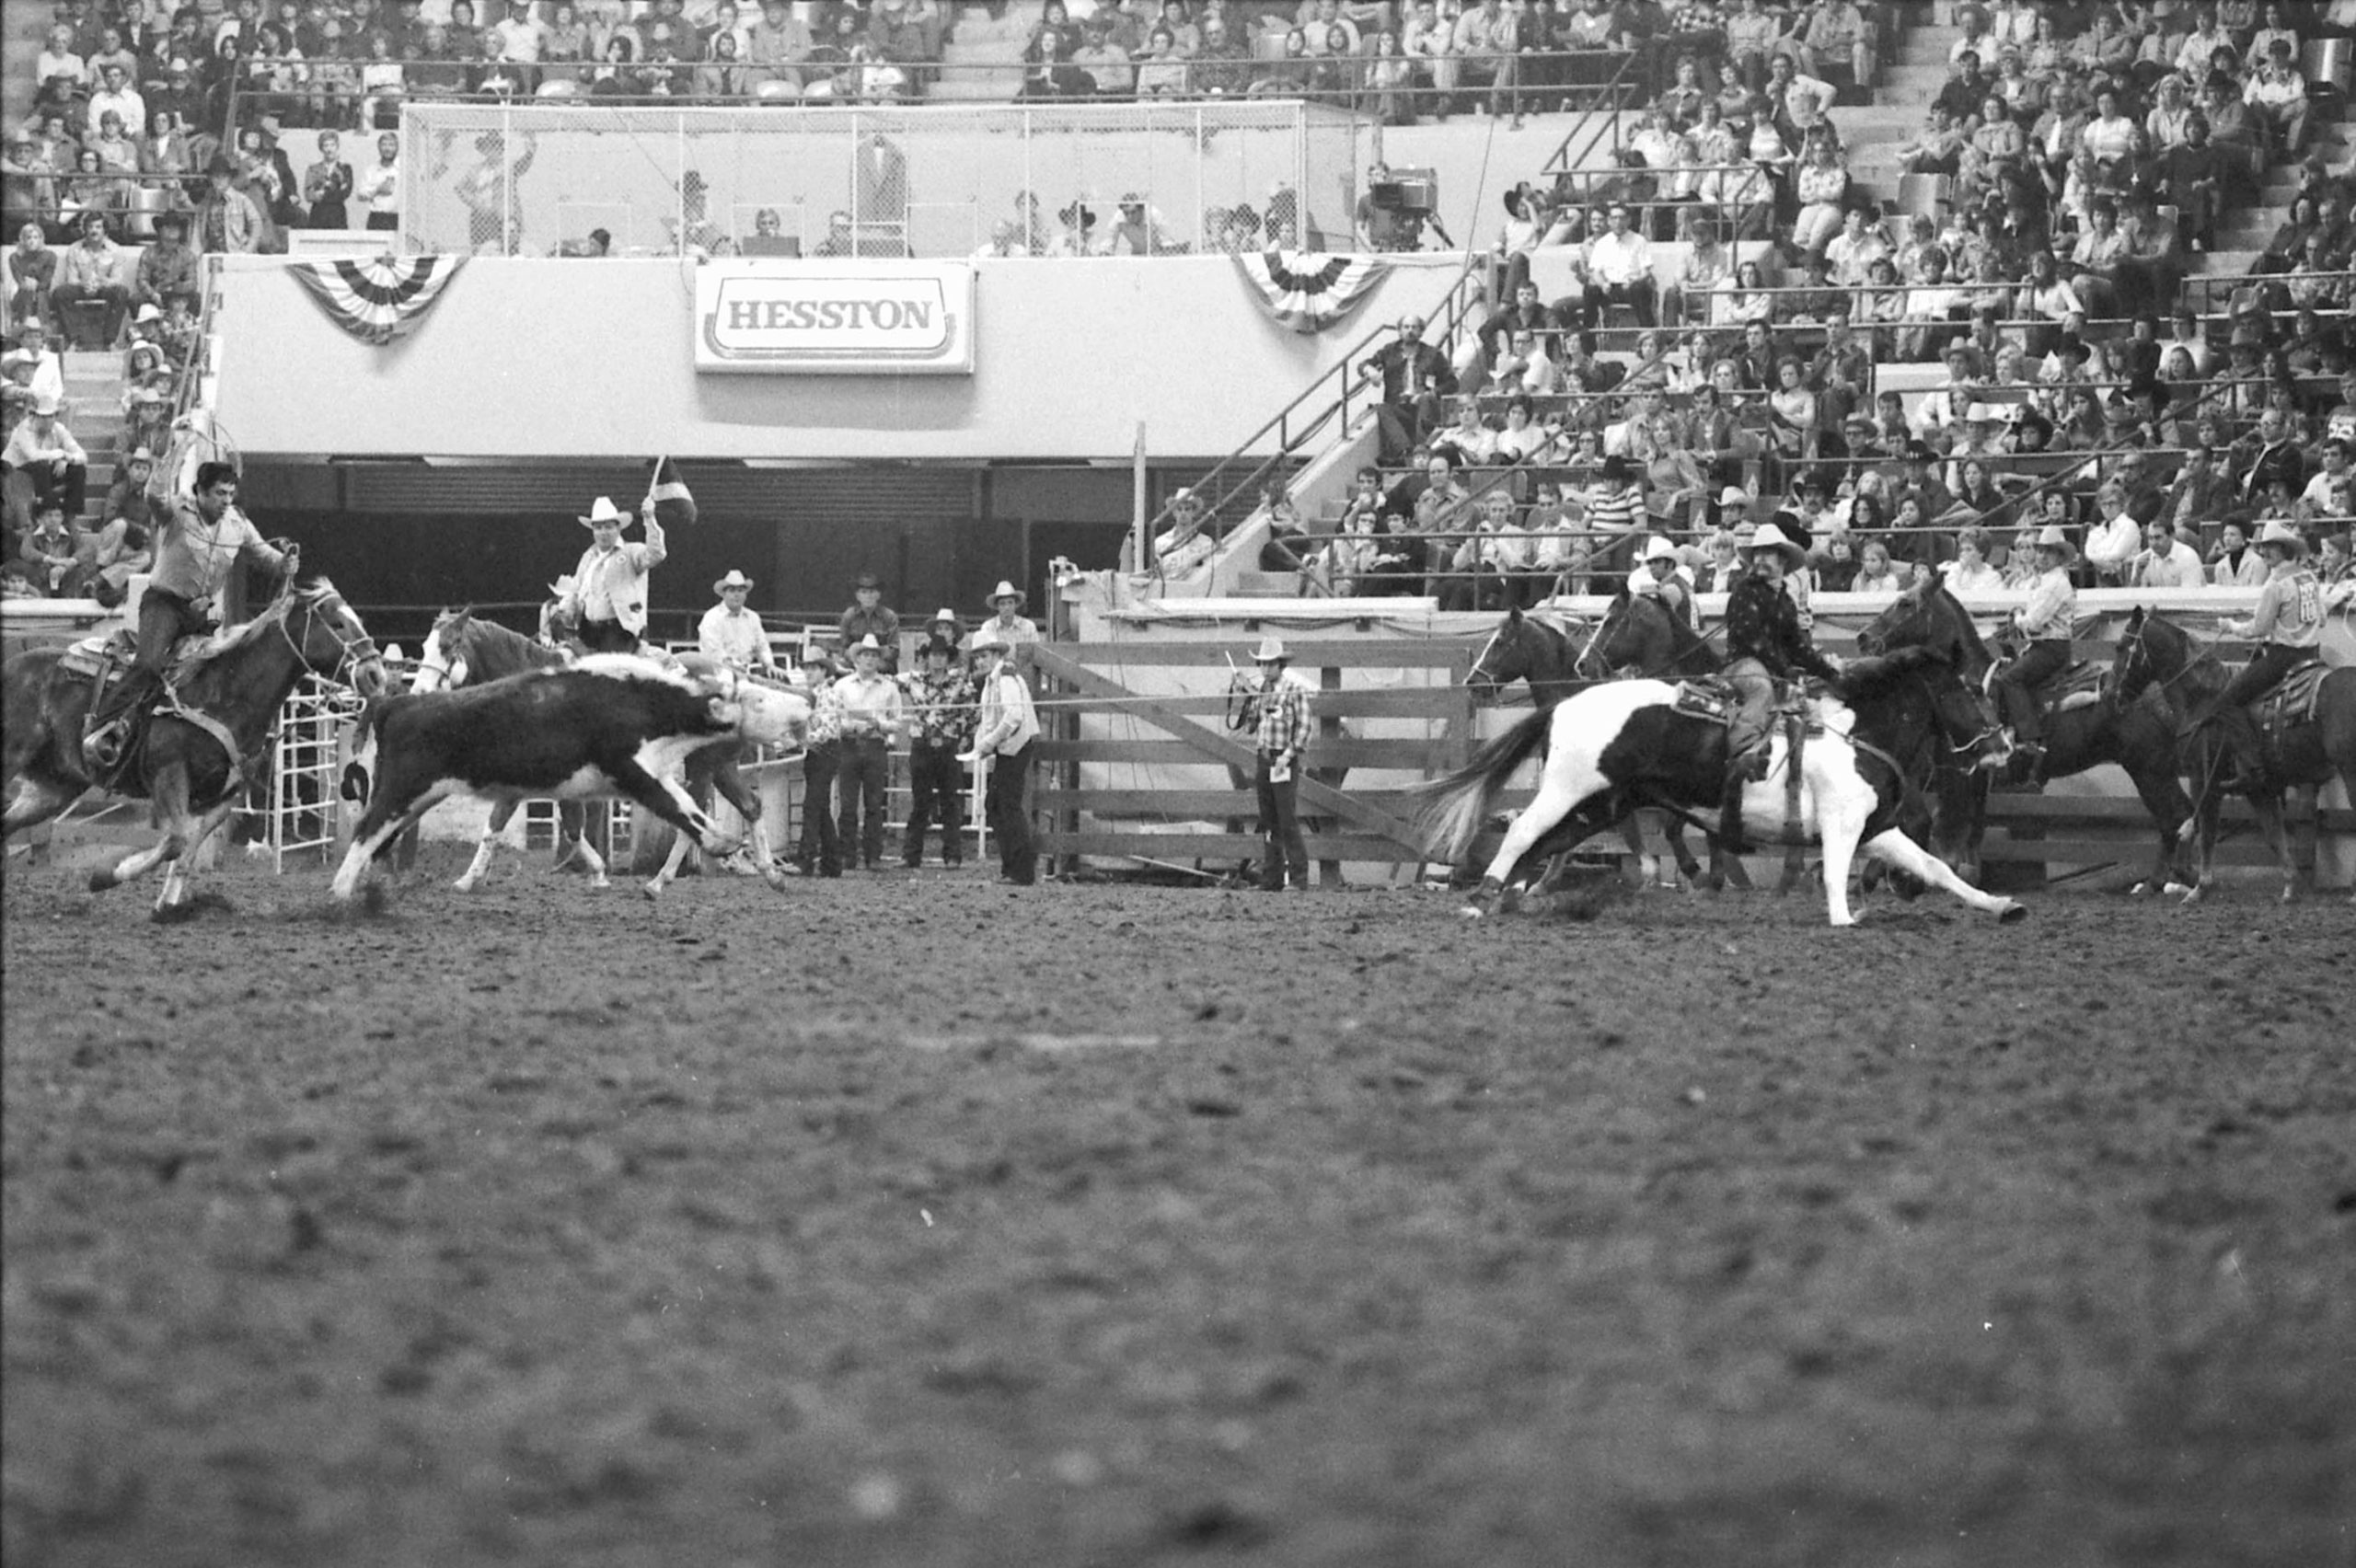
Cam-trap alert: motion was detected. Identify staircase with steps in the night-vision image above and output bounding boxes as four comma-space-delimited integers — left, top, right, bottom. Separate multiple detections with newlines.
1831, 21, 2353, 291
59, 344, 132, 527
931, 2, 1046, 103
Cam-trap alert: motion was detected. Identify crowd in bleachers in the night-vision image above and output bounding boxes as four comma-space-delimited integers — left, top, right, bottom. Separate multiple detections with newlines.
1215, 2, 2356, 605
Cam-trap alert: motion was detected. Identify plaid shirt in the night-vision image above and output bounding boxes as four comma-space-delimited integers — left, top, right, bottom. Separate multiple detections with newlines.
1253, 669, 1313, 757
901, 666, 976, 747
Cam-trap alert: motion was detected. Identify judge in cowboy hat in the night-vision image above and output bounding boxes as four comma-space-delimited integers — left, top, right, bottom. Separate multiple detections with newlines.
2184, 518, 2324, 790
837, 569, 900, 674
554, 494, 666, 653
1991, 521, 2078, 767
1241, 634, 1314, 892
969, 578, 1038, 657
698, 568, 778, 676
1719, 518, 1843, 830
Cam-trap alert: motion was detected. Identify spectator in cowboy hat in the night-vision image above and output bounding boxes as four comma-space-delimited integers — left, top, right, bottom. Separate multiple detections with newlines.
837, 568, 900, 673
554, 494, 666, 653
899, 632, 973, 868
2, 387, 89, 536
1239, 633, 1313, 892
928, 605, 963, 651
959, 631, 1042, 885
969, 578, 1038, 655
793, 637, 845, 877
832, 631, 903, 870
698, 568, 777, 675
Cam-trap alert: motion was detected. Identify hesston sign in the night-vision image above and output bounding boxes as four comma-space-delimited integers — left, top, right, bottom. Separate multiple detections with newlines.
695, 261, 976, 375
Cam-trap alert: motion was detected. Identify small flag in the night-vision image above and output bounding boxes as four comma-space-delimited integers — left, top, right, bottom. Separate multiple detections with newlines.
645, 456, 698, 528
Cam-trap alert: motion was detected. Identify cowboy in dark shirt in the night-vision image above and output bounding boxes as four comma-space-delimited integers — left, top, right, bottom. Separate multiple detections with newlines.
1720, 519, 1840, 825
1360, 314, 1457, 465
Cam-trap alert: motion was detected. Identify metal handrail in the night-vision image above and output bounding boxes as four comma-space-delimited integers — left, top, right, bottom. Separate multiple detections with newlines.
1541, 49, 1638, 178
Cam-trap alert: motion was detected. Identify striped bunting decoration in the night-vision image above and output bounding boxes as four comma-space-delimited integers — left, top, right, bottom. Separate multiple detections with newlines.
1232, 249, 1391, 335
291, 256, 466, 346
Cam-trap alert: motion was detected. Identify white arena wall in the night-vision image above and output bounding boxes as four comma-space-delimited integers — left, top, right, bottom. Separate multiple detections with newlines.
207, 252, 1469, 463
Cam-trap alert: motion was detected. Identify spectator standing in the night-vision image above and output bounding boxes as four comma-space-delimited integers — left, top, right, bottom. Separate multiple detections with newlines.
556, 494, 665, 653
1238, 634, 1312, 892
697, 568, 778, 674
837, 569, 900, 673
831, 631, 901, 871
969, 578, 1039, 657
356, 132, 398, 232
961, 640, 1041, 885
792, 639, 844, 878
196, 156, 263, 253
899, 633, 972, 868
301, 129, 352, 228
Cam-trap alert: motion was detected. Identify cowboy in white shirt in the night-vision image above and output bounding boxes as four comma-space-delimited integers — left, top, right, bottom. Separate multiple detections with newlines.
556, 495, 668, 653
1581, 203, 1657, 326
697, 569, 778, 674
2129, 521, 2205, 588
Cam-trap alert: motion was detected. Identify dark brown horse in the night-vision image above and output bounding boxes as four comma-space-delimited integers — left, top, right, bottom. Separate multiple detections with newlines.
1859, 575, 2194, 895
2111, 606, 2356, 904
3, 580, 388, 916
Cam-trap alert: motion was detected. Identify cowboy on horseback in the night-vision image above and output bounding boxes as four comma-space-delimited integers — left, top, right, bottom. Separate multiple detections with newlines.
1722, 521, 1840, 800
2183, 519, 2325, 790
82, 460, 293, 775
1992, 522, 2078, 770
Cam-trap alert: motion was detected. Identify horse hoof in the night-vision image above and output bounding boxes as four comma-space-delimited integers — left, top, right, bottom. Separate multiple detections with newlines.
2127, 881, 2150, 897
1458, 904, 1485, 920
2162, 882, 2193, 898
587, 875, 611, 890
641, 882, 662, 901
1997, 901, 2028, 924
86, 869, 112, 893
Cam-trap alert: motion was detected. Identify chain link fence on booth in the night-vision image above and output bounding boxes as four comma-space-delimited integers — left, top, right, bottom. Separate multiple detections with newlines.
396, 99, 1370, 260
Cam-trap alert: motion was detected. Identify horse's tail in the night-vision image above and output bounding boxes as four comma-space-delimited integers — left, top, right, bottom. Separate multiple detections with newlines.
1410, 702, 1556, 863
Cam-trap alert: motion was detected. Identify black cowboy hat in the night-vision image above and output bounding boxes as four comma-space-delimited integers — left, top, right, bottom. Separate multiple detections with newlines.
1058, 201, 1096, 228
1769, 509, 1813, 552
852, 569, 882, 590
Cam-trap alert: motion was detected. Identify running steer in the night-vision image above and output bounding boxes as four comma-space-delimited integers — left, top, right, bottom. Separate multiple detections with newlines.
329, 655, 807, 902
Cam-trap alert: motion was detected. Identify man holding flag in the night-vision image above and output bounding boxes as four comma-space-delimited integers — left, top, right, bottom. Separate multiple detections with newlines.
553, 460, 693, 654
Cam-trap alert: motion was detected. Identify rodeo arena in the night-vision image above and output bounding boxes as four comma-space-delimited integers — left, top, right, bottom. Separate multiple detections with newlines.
6, 0, 2355, 1561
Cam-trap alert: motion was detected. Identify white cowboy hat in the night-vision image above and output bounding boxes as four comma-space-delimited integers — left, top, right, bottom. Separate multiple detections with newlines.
1746, 522, 1806, 563
850, 633, 884, 655
1251, 635, 1288, 663
2253, 518, 2309, 555
712, 569, 755, 594
798, 639, 832, 664
1640, 536, 1680, 565
2030, 523, 2077, 559
29, 391, 61, 417
548, 573, 578, 597
133, 303, 162, 323
986, 580, 1026, 608
1718, 486, 1751, 508
578, 496, 629, 527
932, 606, 958, 623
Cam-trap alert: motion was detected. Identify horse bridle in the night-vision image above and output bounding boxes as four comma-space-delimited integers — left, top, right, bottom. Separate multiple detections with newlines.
276, 587, 384, 689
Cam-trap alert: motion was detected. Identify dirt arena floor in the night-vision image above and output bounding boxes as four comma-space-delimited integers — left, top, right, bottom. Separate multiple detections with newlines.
4, 847, 2351, 1568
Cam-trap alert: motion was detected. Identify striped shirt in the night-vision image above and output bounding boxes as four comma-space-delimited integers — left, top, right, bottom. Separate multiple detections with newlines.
1583, 484, 1644, 542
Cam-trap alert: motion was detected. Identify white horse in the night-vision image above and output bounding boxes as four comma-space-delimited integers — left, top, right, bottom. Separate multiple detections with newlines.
1415, 652, 2027, 928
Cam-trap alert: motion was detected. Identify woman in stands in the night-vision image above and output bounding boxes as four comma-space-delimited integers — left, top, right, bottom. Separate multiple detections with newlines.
1715, 258, 1774, 326
1791, 132, 1850, 258
1135, 26, 1193, 98
6, 225, 54, 332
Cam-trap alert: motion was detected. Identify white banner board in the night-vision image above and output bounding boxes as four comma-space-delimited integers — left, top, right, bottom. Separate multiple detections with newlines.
694, 260, 975, 375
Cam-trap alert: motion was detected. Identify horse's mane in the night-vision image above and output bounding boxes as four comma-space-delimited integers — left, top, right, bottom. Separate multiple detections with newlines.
1923, 576, 1997, 667
207, 578, 342, 657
